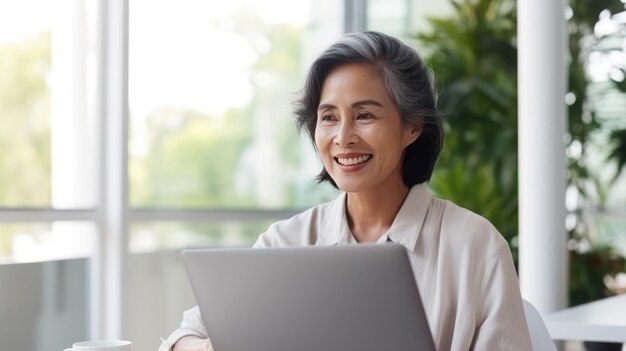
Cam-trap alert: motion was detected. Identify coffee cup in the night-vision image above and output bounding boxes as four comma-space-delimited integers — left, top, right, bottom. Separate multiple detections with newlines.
63, 340, 131, 351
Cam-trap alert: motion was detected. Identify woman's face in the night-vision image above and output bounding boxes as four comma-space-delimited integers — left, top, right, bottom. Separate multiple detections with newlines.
315, 63, 420, 193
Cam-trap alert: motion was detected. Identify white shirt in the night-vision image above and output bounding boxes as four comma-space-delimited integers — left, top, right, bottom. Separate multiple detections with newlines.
161, 184, 532, 350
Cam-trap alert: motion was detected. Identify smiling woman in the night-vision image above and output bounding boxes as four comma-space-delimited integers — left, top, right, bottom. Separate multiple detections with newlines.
162, 31, 534, 351
295, 32, 442, 190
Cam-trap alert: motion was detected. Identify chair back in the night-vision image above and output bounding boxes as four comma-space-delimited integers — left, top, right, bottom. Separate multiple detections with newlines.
523, 299, 557, 351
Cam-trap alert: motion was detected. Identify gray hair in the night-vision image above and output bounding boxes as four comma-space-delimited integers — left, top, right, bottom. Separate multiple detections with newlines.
295, 31, 443, 187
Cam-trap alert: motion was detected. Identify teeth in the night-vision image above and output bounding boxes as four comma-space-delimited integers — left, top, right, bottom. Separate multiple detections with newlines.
337, 155, 371, 166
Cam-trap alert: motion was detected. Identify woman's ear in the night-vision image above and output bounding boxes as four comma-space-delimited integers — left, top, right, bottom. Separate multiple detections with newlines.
403, 124, 422, 147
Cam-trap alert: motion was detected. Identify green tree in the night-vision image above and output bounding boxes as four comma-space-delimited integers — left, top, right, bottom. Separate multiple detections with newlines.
130, 106, 253, 207
0, 33, 51, 206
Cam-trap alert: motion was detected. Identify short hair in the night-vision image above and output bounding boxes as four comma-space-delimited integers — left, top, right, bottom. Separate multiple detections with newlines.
294, 31, 443, 188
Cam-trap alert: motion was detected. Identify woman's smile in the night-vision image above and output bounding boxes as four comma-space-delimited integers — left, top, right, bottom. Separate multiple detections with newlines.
335, 154, 372, 167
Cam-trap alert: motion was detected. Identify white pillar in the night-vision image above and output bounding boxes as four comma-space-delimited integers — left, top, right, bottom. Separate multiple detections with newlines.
518, 0, 568, 313
93, 0, 129, 340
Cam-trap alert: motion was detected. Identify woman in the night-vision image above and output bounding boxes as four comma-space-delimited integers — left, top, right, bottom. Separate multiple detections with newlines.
161, 31, 532, 351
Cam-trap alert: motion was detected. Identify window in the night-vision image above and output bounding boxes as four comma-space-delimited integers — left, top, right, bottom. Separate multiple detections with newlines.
0, 0, 416, 349
0, 0, 98, 349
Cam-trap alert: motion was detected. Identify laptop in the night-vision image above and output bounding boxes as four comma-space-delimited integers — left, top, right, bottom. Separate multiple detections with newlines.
181, 243, 435, 351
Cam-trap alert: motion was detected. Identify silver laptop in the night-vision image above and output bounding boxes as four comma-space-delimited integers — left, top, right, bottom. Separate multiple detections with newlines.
182, 243, 435, 351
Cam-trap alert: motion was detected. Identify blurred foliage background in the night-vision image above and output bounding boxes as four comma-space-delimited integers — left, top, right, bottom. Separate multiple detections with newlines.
0, 33, 51, 206
417, 0, 626, 307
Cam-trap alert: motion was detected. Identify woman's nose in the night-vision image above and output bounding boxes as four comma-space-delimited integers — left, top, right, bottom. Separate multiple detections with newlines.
334, 119, 358, 146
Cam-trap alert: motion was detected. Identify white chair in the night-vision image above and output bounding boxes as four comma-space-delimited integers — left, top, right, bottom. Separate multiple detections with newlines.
523, 299, 557, 351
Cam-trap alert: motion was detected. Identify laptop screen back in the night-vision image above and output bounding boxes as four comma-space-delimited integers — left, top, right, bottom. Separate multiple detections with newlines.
182, 243, 435, 351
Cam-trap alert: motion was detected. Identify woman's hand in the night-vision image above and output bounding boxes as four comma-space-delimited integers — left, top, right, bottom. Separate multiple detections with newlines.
172, 336, 214, 351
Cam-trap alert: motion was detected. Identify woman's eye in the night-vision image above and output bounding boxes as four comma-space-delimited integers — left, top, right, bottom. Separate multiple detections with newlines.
320, 114, 336, 121
356, 112, 373, 120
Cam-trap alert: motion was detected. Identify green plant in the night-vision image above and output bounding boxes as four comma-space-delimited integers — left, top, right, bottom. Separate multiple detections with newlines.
415, 0, 519, 258
570, 246, 625, 305
415, 0, 626, 305
565, 0, 626, 306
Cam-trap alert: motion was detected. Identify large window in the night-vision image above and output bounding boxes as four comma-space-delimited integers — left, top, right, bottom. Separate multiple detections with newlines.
1, 0, 404, 349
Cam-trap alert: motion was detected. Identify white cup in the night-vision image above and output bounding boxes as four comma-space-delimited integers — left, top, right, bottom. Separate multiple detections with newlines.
63, 340, 131, 351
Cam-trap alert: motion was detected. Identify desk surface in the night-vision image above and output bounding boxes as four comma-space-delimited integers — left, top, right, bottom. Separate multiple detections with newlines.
544, 293, 626, 343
